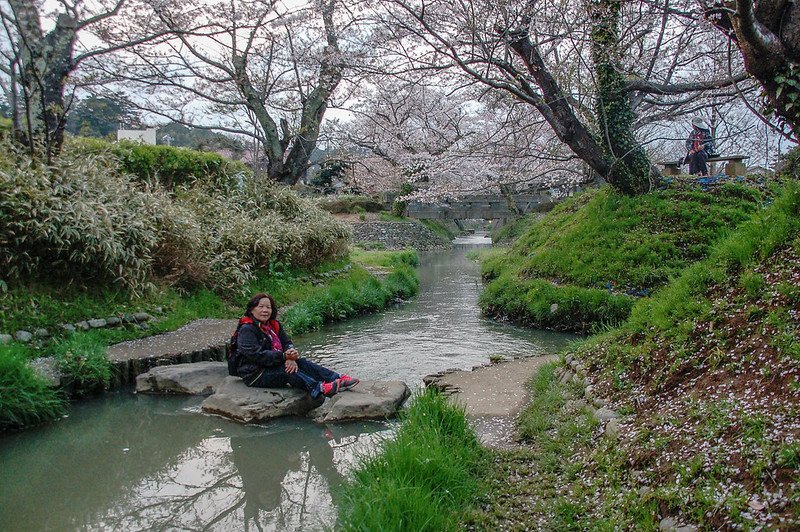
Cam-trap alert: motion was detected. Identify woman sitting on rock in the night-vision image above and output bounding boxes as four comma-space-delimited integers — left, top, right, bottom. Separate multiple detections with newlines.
232, 293, 359, 399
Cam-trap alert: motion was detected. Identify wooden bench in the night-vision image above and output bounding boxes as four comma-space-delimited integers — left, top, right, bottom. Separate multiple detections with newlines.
659, 155, 750, 177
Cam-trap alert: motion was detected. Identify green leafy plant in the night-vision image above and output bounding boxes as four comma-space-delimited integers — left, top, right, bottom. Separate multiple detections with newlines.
0, 345, 65, 430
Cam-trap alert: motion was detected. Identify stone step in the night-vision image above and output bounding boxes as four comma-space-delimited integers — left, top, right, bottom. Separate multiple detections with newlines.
107, 319, 237, 386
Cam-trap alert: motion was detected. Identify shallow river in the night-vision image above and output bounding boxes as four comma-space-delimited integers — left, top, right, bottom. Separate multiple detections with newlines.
0, 235, 576, 531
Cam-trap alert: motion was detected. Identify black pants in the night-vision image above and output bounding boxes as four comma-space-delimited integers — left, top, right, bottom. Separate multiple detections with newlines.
688, 150, 709, 176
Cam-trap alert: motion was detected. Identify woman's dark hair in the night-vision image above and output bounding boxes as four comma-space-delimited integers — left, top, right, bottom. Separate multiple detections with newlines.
245, 293, 278, 321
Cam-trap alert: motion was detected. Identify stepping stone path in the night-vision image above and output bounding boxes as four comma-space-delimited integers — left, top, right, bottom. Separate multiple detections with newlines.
107, 318, 237, 385
136, 362, 411, 424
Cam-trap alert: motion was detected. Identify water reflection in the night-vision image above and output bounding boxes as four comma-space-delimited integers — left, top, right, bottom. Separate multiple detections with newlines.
0, 391, 387, 532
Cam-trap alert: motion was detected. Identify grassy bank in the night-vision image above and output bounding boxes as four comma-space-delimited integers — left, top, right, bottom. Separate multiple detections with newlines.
338, 387, 488, 531
282, 250, 419, 334
480, 178, 772, 332
0, 249, 419, 432
471, 182, 800, 529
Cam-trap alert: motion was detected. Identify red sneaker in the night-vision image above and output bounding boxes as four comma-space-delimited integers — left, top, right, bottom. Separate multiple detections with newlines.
321, 380, 340, 397
338, 375, 360, 391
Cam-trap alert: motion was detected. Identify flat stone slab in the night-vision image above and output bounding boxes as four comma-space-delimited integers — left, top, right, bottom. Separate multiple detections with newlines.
311, 380, 411, 423
136, 361, 229, 395
425, 356, 557, 417
107, 319, 237, 362
425, 355, 557, 449
106, 318, 237, 385
201, 377, 410, 424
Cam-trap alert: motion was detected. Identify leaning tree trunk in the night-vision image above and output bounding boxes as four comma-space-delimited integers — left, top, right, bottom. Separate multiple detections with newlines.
589, 0, 654, 195
503, 3, 656, 196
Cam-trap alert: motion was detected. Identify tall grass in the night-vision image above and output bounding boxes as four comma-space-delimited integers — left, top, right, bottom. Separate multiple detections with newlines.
0, 345, 65, 430
281, 262, 419, 335
338, 388, 487, 531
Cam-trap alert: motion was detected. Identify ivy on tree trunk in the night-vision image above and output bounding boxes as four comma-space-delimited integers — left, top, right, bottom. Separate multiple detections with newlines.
589, 0, 653, 196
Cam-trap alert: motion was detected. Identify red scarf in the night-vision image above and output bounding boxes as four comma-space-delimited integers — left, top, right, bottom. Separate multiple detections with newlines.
238, 316, 283, 351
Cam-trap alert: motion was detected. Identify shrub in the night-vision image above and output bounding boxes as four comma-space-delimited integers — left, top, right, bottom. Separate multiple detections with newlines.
0, 146, 161, 292
68, 137, 250, 191
0, 345, 65, 431
317, 195, 385, 214
0, 141, 350, 295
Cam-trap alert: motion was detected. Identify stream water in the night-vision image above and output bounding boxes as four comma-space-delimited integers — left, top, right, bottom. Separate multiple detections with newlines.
0, 234, 577, 531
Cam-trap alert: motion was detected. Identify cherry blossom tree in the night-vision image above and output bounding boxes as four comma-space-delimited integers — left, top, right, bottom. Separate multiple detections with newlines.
366, 0, 760, 195
0, 0, 166, 160
105, 0, 354, 185
330, 80, 586, 200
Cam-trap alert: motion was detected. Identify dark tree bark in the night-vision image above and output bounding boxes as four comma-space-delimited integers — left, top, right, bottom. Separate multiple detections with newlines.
503, 6, 656, 196
8, 0, 79, 159
702, 0, 800, 138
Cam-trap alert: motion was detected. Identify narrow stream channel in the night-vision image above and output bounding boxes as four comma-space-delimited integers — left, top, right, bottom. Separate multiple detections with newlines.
0, 235, 577, 531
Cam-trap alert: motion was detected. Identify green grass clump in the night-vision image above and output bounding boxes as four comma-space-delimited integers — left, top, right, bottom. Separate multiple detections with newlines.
51, 335, 113, 394
0, 345, 66, 430
349, 248, 418, 269
339, 388, 487, 531
281, 259, 419, 335
480, 274, 634, 333
480, 183, 771, 332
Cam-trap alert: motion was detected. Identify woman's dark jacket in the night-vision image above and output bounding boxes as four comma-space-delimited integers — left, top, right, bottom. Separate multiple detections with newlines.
235, 319, 294, 384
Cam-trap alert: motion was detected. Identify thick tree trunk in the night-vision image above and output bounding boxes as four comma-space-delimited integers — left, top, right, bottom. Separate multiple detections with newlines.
589, 0, 653, 195
235, 0, 342, 186
505, 3, 655, 196
10, 1, 76, 159
704, 0, 800, 138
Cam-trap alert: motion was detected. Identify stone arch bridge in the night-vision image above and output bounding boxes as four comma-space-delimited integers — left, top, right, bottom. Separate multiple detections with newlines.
406, 187, 581, 226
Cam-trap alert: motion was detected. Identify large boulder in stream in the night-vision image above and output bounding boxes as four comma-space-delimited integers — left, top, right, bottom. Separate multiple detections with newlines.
311, 380, 411, 423
201, 377, 323, 423
136, 361, 229, 395
201, 377, 411, 424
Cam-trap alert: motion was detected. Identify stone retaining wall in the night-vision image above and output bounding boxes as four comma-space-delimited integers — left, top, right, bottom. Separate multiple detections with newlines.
349, 221, 451, 250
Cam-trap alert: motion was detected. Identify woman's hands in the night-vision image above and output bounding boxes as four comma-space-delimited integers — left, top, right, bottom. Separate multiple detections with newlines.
284, 348, 300, 373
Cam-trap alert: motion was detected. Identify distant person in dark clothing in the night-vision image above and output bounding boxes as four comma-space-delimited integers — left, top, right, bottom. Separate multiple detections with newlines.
232, 293, 359, 399
685, 116, 714, 176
